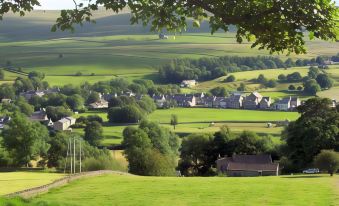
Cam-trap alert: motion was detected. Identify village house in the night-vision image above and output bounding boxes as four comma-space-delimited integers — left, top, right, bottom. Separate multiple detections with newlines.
180, 80, 197, 88
259, 97, 272, 110
20, 88, 59, 100
203, 96, 216, 108
213, 97, 227, 108
88, 99, 109, 109
290, 97, 301, 110
29, 109, 48, 122
194, 93, 205, 106
0, 116, 11, 129
1, 99, 12, 104
216, 154, 279, 177
226, 94, 244, 109
53, 117, 76, 131
169, 94, 196, 107
152, 94, 167, 108
20, 90, 45, 100
274, 97, 291, 111
102, 93, 118, 101
243, 92, 263, 110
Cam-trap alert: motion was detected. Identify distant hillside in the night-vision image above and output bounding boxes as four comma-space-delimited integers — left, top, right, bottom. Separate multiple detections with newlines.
0, 8, 219, 41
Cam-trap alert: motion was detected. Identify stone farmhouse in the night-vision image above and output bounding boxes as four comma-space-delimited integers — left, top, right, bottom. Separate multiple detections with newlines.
180, 80, 197, 88
216, 154, 279, 177
53, 117, 76, 131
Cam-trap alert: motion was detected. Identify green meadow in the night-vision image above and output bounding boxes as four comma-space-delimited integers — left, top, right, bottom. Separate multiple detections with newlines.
20, 174, 337, 206
148, 108, 299, 123
0, 172, 64, 196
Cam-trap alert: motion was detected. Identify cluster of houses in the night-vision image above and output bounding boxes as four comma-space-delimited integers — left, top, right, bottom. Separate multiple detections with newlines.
29, 108, 76, 131
153, 92, 303, 111
19, 88, 60, 101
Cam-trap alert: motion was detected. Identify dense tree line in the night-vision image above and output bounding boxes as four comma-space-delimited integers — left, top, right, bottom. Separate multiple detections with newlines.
158, 55, 330, 83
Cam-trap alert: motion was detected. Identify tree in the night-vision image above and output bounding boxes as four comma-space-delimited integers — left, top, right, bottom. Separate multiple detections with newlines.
16, 97, 34, 116
308, 67, 320, 79
122, 121, 179, 176
0, 84, 15, 100
278, 74, 287, 82
286, 72, 302, 82
210, 87, 228, 97
46, 106, 73, 121
264, 79, 277, 88
0, 69, 4, 80
314, 150, 339, 176
316, 74, 334, 89
170, 114, 178, 130
237, 83, 246, 91
108, 105, 144, 123
28, 71, 45, 80
87, 91, 100, 104
282, 98, 339, 170
303, 79, 321, 95
225, 75, 235, 82
288, 85, 296, 91
178, 133, 214, 176
66, 94, 84, 111
230, 131, 272, 155
2, 113, 50, 166
84, 121, 104, 146
257, 74, 267, 84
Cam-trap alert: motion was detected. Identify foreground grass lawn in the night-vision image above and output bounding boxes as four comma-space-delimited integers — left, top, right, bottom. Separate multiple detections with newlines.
0, 172, 64, 195
30, 174, 338, 206
149, 108, 299, 123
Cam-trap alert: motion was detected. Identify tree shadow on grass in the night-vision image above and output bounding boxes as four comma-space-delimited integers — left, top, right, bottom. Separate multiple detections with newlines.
282, 175, 325, 179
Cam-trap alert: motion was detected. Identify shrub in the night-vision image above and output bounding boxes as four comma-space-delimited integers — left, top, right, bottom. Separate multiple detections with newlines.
82, 155, 125, 172
225, 75, 236, 82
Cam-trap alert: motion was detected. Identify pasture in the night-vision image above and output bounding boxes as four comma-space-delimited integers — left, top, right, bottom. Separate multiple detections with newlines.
25, 174, 338, 206
0, 172, 64, 196
148, 108, 299, 123
0, 9, 338, 87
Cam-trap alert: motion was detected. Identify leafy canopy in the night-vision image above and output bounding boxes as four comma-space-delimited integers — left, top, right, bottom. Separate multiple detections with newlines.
0, 0, 338, 54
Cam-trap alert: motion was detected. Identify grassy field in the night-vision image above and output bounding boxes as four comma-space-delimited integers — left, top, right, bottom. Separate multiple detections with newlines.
149, 108, 299, 123
0, 172, 64, 196
25, 174, 338, 206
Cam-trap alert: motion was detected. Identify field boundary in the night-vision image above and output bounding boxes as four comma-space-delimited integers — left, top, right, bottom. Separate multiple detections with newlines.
3, 170, 132, 199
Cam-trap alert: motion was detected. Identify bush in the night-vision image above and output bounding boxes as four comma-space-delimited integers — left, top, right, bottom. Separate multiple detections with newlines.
82, 155, 125, 172
225, 75, 236, 82
314, 150, 339, 176
288, 85, 296, 90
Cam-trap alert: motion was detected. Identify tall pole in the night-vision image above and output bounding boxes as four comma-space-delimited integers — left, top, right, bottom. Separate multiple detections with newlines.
73, 136, 76, 174
70, 138, 73, 174
64, 140, 70, 174
79, 139, 82, 173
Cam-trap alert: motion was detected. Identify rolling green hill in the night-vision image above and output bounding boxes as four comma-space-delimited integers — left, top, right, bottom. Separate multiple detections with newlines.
0, 10, 339, 87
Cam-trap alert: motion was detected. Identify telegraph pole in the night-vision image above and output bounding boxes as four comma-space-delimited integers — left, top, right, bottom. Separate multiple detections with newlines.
79, 139, 82, 173
70, 138, 73, 174
64, 140, 70, 174
73, 136, 76, 174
